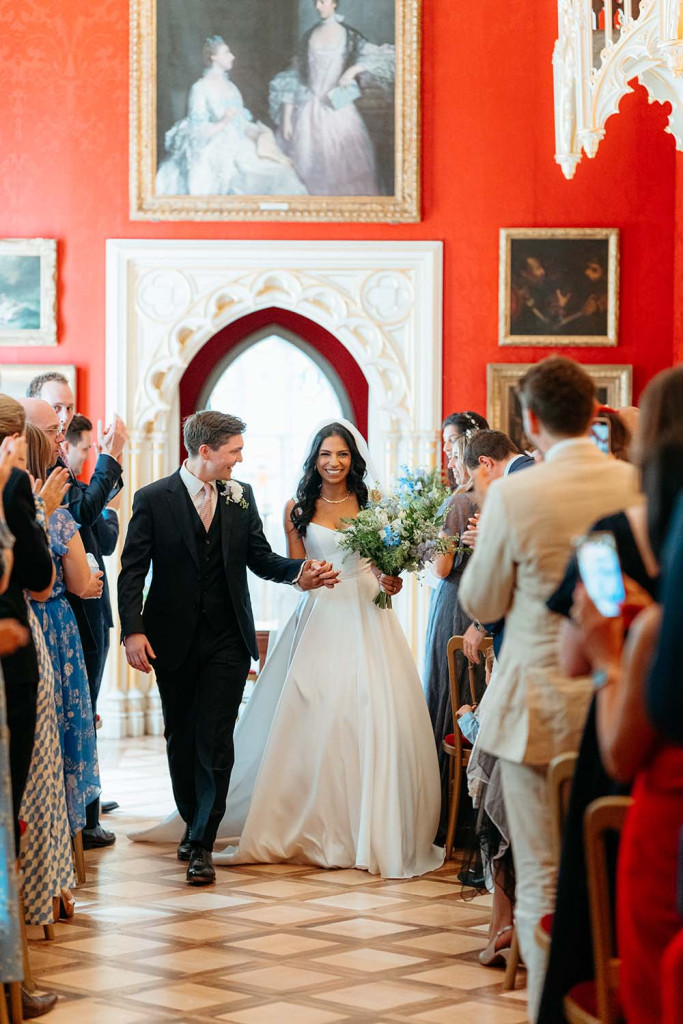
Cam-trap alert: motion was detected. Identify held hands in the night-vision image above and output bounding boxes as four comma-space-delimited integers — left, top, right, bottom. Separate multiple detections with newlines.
34, 466, 70, 518
298, 559, 340, 591
124, 633, 157, 674
82, 570, 104, 600
100, 415, 128, 461
378, 574, 402, 597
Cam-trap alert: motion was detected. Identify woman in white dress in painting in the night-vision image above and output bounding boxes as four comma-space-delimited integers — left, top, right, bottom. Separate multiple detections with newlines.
132, 421, 443, 879
156, 36, 307, 197
269, 0, 394, 196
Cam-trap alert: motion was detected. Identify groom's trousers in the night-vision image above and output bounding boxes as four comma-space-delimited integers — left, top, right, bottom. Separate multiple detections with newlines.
155, 616, 251, 851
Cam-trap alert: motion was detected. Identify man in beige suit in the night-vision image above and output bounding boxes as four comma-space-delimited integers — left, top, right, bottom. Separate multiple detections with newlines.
459, 357, 640, 1022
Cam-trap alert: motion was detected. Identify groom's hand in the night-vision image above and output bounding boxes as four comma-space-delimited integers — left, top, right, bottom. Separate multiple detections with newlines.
124, 633, 157, 674
298, 559, 340, 591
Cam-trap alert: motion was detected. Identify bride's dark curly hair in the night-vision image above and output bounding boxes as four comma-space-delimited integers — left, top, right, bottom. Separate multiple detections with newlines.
291, 422, 369, 535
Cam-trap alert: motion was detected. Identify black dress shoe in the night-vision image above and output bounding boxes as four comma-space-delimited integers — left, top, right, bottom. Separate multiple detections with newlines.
21, 986, 58, 1018
101, 800, 120, 814
81, 824, 116, 849
177, 826, 193, 862
186, 847, 215, 885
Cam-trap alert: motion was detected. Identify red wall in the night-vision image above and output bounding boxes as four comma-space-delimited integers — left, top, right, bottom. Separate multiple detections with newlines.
0, 0, 677, 424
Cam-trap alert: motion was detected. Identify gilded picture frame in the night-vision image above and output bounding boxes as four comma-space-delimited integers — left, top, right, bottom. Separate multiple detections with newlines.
130, 0, 420, 222
0, 239, 57, 347
487, 362, 632, 452
499, 228, 619, 347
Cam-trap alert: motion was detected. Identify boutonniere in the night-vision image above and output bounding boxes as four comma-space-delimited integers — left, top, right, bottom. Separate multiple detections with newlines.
219, 480, 249, 509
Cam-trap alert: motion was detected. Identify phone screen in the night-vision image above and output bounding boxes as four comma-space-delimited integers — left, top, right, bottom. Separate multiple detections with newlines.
590, 417, 611, 454
576, 532, 625, 618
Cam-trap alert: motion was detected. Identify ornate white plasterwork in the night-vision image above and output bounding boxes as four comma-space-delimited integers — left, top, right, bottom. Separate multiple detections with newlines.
554, 0, 683, 178
103, 239, 443, 737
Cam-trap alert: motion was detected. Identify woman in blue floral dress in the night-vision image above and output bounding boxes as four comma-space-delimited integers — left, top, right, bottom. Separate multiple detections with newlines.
27, 434, 102, 837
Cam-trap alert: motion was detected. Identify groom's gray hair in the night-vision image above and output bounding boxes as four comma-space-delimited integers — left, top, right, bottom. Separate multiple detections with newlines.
183, 410, 246, 456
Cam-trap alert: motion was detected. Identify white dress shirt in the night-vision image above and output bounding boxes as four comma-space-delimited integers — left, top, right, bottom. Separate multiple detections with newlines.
179, 462, 217, 523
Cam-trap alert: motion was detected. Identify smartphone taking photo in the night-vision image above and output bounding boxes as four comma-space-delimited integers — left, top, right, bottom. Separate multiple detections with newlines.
575, 531, 625, 618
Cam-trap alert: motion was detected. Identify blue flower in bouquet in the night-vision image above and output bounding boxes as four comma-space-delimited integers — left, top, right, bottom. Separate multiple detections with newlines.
382, 525, 401, 547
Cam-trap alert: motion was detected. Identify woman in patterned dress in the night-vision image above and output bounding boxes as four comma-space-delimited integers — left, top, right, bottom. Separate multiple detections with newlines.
26, 429, 103, 838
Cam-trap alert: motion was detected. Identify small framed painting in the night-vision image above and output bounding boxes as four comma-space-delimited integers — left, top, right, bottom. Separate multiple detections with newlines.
487, 362, 632, 452
0, 364, 76, 404
0, 239, 57, 347
130, 0, 420, 222
499, 228, 619, 347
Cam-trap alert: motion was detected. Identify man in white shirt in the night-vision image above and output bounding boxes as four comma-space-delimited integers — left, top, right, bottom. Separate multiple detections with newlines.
459, 358, 640, 1021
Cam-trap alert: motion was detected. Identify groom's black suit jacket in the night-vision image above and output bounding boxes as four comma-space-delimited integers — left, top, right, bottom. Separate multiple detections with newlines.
118, 470, 304, 672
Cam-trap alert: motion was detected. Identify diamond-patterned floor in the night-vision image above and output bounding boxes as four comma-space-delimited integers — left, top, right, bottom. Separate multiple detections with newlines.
26, 737, 528, 1022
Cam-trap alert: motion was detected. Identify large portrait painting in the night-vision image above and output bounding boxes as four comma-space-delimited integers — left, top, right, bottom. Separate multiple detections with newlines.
499, 228, 619, 347
130, 0, 420, 222
0, 239, 57, 347
487, 362, 632, 452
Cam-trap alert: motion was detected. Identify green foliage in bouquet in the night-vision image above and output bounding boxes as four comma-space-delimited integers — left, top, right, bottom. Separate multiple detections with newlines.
337, 466, 465, 609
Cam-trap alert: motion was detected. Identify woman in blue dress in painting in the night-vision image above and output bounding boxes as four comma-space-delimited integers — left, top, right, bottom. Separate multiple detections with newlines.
27, 432, 102, 836
156, 36, 307, 197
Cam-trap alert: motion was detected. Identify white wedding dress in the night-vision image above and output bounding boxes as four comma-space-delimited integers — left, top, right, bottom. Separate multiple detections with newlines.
132, 523, 443, 879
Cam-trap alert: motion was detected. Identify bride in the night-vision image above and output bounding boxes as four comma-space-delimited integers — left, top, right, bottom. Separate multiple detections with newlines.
135, 421, 443, 879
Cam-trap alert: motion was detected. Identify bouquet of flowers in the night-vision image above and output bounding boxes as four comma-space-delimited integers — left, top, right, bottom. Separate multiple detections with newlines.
338, 466, 461, 609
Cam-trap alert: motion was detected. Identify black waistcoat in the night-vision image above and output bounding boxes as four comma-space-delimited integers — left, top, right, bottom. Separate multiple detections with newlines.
186, 490, 235, 634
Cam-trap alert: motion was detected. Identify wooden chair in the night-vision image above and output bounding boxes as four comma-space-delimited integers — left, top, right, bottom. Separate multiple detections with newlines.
534, 751, 578, 953
442, 634, 493, 860
72, 831, 86, 885
504, 751, 578, 991
563, 795, 632, 1024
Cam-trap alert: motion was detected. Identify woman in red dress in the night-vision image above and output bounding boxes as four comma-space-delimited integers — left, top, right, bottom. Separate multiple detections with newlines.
571, 429, 683, 1024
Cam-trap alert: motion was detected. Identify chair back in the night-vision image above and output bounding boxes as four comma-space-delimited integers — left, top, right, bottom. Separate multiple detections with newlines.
584, 796, 632, 1024
547, 751, 578, 861
446, 635, 494, 709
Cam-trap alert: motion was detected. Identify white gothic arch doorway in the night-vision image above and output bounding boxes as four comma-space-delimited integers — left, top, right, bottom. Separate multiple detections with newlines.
104, 240, 442, 737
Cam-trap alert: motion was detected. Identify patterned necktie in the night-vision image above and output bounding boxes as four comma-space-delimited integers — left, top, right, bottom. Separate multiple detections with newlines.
198, 482, 214, 532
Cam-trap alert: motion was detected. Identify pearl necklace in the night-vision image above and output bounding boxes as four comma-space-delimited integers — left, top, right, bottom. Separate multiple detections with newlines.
320, 491, 351, 504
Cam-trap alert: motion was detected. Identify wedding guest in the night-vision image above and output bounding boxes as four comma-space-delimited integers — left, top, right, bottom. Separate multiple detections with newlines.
0, 397, 54, 850
19, 426, 76, 928
64, 415, 119, 722
459, 357, 640, 1021
24, 387, 123, 842
570, 431, 683, 1024
26, 416, 104, 840
423, 432, 484, 842
460, 429, 535, 666
442, 411, 489, 488
26, 372, 127, 526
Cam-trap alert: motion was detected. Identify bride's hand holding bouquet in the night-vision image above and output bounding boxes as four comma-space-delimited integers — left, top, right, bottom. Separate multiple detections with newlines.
337, 467, 460, 609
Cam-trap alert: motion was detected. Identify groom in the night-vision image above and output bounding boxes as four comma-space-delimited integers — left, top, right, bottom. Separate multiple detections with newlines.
118, 411, 339, 884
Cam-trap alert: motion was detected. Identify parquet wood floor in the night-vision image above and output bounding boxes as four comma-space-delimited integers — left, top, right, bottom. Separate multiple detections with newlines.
26, 737, 528, 1023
